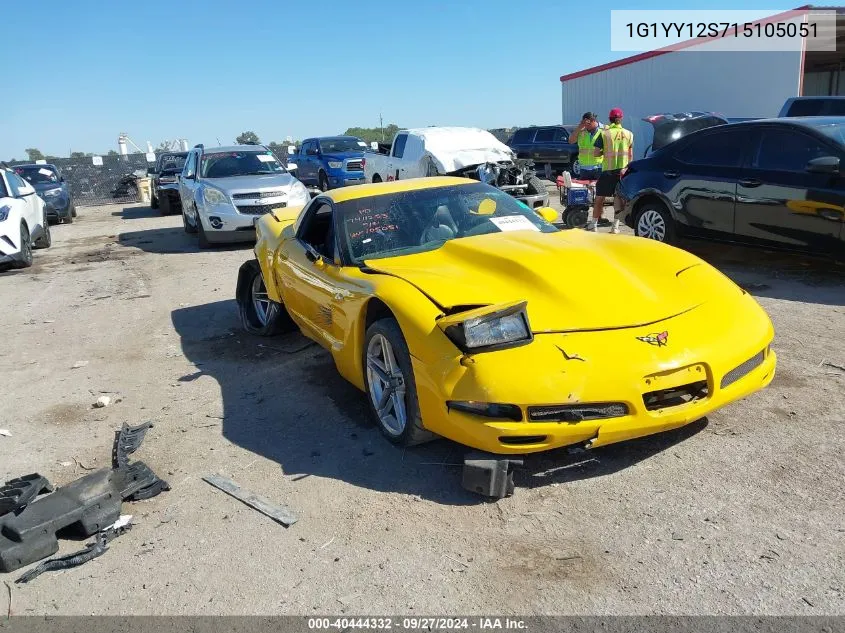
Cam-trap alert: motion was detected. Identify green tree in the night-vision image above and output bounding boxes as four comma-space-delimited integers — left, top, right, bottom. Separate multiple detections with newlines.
343, 124, 401, 144
107, 150, 119, 156
236, 131, 260, 144
25, 148, 45, 161
70, 151, 86, 158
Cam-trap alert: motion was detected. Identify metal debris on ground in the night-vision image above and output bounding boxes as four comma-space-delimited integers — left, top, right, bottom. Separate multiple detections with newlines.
71, 361, 89, 369
203, 474, 298, 527
94, 396, 111, 408
15, 515, 134, 584
0, 430, 10, 438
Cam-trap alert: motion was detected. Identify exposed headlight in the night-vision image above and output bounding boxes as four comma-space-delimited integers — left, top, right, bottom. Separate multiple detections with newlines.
42, 188, 63, 198
327, 161, 343, 169
0, 205, 10, 222
443, 302, 532, 352
203, 187, 231, 206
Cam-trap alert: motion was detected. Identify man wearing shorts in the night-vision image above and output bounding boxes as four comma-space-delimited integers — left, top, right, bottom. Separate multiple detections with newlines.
586, 107, 633, 232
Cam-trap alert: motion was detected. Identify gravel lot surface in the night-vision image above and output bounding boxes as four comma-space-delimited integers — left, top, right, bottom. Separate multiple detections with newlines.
0, 199, 843, 616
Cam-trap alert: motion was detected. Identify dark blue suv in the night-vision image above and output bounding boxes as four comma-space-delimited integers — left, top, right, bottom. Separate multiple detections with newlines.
290, 136, 368, 190
14, 164, 76, 224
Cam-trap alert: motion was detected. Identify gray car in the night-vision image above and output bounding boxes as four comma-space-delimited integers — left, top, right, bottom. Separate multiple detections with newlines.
178, 144, 309, 248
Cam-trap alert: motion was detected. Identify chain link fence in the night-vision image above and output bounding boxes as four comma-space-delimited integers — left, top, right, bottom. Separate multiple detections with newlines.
10, 154, 155, 206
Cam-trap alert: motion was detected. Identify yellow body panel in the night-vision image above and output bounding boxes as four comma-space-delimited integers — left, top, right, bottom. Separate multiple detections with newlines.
253, 178, 776, 454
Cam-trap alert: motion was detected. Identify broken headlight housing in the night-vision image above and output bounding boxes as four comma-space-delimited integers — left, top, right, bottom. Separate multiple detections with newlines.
444, 302, 532, 352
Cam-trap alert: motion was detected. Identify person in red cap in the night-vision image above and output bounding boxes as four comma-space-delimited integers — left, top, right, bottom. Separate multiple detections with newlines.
586, 107, 633, 232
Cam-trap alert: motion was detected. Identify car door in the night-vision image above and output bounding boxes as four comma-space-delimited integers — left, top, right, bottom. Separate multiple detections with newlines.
531, 127, 555, 165
386, 133, 408, 181
276, 198, 346, 345
667, 127, 751, 237
734, 126, 845, 252
300, 141, 317, 184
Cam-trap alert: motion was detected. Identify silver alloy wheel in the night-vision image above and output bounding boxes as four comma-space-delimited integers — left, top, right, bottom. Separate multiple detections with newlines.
250, 273, 276, 326
637, 208, 667, 242
366, 334, 407, 436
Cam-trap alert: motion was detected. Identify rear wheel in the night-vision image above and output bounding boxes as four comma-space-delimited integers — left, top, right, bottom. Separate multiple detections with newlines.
372, 174, 382, 184
14, 224, 33, 269
635, 201, 676, 244
236, 260, 295, 336
34, 213, 52, 249
363, 318, 435, 446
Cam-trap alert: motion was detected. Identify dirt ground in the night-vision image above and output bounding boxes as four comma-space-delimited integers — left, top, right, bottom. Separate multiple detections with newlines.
0, 199, 843, 616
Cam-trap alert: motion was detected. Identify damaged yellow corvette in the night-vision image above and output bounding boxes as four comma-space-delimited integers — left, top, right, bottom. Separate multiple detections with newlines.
236, 177, 776, 455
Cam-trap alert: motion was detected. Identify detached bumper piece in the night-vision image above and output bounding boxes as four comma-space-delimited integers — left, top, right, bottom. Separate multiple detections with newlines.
0, 422, 169, 574
462, 451, 523, 499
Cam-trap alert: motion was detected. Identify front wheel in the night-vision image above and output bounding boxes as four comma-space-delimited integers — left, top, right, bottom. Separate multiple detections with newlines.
197, 215, 211, 249
236, 260, 295, 336
363, 318, 435, 446
635, 202, 675, 244
34, 213, 52, 249
150, 191, 159, 209
183, 205, 197, 234
14, 224, 33, 269
570, 159, 581, 177
318, 171, 329, 192
71, 204, 77, 218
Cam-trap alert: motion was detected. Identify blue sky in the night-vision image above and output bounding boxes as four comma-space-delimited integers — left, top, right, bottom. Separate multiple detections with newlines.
3, 0, 791, 158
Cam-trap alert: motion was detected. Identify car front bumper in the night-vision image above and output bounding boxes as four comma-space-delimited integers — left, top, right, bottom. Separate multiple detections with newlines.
43, 197, 71, 218
0, 222, 22, 261
413, 293, 776, 455
328, 172, 366, 188
200, 201, 298, 243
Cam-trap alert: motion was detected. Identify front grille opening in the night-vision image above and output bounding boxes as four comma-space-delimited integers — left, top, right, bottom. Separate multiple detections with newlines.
720, 350, 765, 389
527, 402, 629, 422
643, 380, 709, 411
346, 160, 364, 171
232, 191, 284, 200
236, 202, 286, 216
499, 435, 547, 446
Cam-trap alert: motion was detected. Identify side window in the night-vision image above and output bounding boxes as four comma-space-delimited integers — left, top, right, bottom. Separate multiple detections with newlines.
6, 173, 23, 197
787, 100, 825, 117
0, 173, 9, 198
534, 128, 555, 143
753, 129, 834, 172
676, 131, 745, 168
552, 127, 569, 142
297, 200, 336, 261
391, 134, 408, 158
512, 129, 534, 144
305, 141, 318, 156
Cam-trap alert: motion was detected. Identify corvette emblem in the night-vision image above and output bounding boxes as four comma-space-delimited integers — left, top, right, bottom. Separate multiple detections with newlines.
637, 331, 668, 347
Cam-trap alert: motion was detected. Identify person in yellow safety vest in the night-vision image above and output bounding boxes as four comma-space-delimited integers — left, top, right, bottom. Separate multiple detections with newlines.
567, 112, 603, 180
586, 107, 633, 233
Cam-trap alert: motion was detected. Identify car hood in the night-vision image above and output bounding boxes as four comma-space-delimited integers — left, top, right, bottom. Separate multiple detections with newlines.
204, 173, 298, 192
33, 182, 65, 193
365, 230, 726, 332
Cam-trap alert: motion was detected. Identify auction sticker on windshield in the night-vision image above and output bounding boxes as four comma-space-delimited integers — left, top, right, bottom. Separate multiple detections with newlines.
490, 216, 540, 232
256, 154, 275, 162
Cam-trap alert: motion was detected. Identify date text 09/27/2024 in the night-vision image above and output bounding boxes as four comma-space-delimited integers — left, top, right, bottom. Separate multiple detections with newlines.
625, 21, 817, 39
307, 617, 528, 630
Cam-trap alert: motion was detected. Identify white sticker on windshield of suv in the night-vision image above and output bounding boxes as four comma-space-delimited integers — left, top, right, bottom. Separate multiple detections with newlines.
256, 154, 276, 163
489, 215, 540, 232
39, 168, 54, 177
357, 141, 367, 147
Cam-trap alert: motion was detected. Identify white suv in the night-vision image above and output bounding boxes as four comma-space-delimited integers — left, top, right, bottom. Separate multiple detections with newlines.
0, 165, 51, 270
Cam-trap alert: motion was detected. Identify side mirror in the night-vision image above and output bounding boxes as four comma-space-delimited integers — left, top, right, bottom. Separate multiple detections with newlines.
304, 243, 324, 266
183, 173, 195, 180
806, 156, 840, 175
536, 206, 558, 223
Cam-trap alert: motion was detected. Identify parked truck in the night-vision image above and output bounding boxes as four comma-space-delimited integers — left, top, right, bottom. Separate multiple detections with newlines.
288, 136, 369, 191
363, 127, 549, 208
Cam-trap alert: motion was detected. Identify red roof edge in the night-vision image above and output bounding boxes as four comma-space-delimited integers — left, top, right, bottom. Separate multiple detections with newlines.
560, 6, 814, 82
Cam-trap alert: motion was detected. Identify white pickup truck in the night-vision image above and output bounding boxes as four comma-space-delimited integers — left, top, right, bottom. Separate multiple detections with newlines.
363, 126, 548, 208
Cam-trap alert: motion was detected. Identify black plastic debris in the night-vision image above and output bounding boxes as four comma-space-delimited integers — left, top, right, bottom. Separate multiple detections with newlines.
0, 422, 169, 573
0, 474, 53, 516
462, 451, 523, 499
15, 516, 133, 584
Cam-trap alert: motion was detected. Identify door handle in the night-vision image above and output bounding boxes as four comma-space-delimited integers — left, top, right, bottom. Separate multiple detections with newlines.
663, 170, 680, 179
739, 178, 762, 188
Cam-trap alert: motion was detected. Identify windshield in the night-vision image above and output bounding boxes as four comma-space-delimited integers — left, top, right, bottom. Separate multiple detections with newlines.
14, 166, 59, 185
159, 154, 187, 172
811, 122, 845, 146
200, 151, 285, 178
320, 137, 368, 153
337, 182, 558, 264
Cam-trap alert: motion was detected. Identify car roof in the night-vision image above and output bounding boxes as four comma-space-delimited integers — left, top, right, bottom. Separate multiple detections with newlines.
200, 145, 269, 153
323, 176, 475, 204
15, 163, 58, 169
310, 135, 359, 141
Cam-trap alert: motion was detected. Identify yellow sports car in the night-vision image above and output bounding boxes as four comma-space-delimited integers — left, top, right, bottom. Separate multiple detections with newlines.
236, 176, 776, 456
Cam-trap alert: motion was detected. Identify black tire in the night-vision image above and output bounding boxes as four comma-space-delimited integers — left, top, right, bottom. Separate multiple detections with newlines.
236, 260, 296, 336
71, 204, 77, 218
197, 215, 211, 249
63, 208, 73, 224
160, 194, 170, 216
14, 224, 33, 269
372, 174, 382, 184
318, 171, 329, 192
34, 213, 52, 249
183, 205, 198, 234
363, 318, 436, 447
150, 191, 159, 209
525, 175, 545, 197
634, 200, 676, 244
562, 206, 589, 229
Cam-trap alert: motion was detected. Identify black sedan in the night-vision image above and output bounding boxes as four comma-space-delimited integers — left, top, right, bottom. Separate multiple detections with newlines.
617, 117, 844, 258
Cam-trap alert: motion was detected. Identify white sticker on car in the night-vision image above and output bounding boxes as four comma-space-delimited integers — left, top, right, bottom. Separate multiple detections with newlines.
489, 215, 540, 232
256, 154, 276, 163
39, 168, 54, 177
357, 141, 367, 147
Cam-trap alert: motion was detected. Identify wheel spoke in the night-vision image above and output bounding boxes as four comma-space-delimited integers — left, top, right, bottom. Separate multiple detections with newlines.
377, 384, 394, 411
392, 391, 407, 430
367, 357, 390, 383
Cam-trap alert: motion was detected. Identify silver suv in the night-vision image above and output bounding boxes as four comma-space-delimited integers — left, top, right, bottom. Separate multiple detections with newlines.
178, 144, 309, 247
